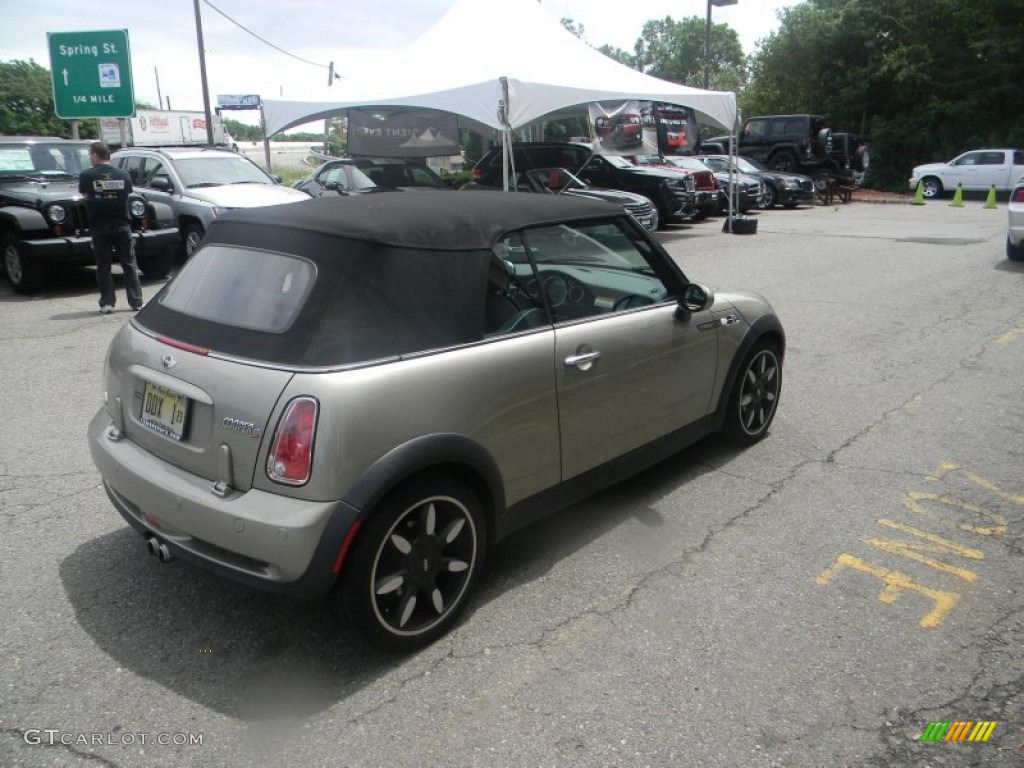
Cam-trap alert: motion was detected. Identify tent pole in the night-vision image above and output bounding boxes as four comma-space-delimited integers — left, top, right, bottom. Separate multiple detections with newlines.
500, 76, 512, 192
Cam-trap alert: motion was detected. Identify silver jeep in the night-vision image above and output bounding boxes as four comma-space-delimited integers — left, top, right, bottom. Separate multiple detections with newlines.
88, 191, 784, 650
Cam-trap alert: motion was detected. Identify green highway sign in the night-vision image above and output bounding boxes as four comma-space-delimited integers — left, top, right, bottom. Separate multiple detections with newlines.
47, 29, 135, 119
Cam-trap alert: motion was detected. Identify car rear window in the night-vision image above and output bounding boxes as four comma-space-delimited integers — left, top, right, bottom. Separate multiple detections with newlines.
159, 245, 315, 333
142, 229, 489, 367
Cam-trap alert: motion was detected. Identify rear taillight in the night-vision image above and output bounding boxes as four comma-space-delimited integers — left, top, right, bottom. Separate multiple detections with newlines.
1012, 188, 1024, 203
266, 396, 319, 486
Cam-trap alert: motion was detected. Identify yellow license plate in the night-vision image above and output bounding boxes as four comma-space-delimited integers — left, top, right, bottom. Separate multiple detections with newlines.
141, 382, 190, 440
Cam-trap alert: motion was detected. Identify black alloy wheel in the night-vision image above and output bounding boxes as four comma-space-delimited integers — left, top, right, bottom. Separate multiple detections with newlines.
762, 183, 777, 209
339, 477, 485, 651
722, 341, 782, 444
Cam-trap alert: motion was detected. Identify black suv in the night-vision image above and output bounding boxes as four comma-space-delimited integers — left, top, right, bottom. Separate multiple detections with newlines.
704, 115, 834, 175
472, 142, 696, 227
1, 137, 179, 294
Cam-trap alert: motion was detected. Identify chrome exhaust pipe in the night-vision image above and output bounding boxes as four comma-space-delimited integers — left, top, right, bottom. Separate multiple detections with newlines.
145, 536, 160, 556
157, 543, 174, 563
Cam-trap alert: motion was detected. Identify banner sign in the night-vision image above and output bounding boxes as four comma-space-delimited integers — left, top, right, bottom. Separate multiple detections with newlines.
652, 104, 699, 156
588, 101, 698, 157
347, 108, 459, 158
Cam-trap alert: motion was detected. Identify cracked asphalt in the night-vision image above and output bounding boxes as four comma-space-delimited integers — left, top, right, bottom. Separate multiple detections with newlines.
1, 200, 1022, 767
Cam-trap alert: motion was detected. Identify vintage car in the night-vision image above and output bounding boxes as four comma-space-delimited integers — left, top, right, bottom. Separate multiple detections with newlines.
88, 192, 784, 651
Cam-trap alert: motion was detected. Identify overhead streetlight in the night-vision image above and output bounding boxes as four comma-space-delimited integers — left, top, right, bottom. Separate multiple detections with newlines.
705, 0, 738, 90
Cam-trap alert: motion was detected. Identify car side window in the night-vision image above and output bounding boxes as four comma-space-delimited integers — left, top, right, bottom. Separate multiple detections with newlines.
120, 157, 145, 186
141, 159, 168, 187
955, 153, 980, 166
979, 152, 1004, 165
484, 233, 549, 337
1014, 151, 1024, 165
321, 166, 348, 189
520, 218, 676, 324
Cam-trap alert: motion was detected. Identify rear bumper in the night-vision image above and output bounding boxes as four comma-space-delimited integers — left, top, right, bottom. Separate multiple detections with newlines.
19, 228, 179, 265
87, 408, 356, 601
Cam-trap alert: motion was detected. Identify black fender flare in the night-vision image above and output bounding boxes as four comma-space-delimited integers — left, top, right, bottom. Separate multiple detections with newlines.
714, 313, 786, 424
0, 206, 48, 233
341, 433, 506, 528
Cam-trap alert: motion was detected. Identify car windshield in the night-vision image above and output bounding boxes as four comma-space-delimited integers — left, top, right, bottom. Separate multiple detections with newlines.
172, 156, 273, 188
0, 144, 91, 178
603, 156, 635, 169
735, 157, 767, 173
666, 157, 709, 171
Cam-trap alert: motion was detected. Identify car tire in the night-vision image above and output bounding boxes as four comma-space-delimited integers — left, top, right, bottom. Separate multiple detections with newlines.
769, 151, 798, 173
338, 476, 486, 651
1007, 236, 1024, 262
2, 233, 44, 294
182, 223, 205, 259
762, 183, 777, 209
921, 177, 943, 199
721, 340, 782, 445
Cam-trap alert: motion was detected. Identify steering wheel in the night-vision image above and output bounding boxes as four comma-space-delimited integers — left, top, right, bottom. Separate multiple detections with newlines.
613, 294, 655, 311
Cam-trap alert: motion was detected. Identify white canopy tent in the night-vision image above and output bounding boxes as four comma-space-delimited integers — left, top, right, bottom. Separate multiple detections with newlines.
261, 0, 737, 138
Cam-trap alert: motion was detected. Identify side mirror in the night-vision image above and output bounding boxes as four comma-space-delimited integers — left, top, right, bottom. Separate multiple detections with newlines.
675, 282, 714, 319
149, 176, 172, 192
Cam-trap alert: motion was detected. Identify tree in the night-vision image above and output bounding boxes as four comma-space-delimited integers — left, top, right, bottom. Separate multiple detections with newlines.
0, 59, 97, 137
742, 0, 1024, 189
632, 16, 746, 92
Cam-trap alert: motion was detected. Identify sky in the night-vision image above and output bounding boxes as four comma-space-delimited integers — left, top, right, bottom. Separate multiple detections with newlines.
1, 0, 804, 131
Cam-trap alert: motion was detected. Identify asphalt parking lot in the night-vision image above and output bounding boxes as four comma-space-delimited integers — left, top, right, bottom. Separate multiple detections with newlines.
1, 198, 1022, 767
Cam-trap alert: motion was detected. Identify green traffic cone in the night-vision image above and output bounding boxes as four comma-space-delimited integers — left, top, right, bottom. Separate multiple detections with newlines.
950, 183, 964, 207
911, 181, 925, 205
984, 185, 997, 209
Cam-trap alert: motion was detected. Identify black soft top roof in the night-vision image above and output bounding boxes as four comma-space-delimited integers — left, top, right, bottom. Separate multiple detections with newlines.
207, 190, 622, 251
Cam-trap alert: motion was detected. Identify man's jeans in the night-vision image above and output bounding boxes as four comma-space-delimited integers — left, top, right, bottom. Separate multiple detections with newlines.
92, 224, 142, 309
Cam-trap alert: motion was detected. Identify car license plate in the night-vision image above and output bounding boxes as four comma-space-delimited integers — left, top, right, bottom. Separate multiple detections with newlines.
141, 381, 189, 440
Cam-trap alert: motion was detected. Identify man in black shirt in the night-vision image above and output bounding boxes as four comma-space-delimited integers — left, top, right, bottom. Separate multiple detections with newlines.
79, 142, 143, 313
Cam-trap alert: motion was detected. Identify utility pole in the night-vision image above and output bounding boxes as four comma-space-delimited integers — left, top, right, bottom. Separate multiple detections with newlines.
193, 0, 215, 146
705, 0, 738, 90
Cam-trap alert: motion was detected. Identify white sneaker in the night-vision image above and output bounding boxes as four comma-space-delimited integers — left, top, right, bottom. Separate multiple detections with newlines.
99, 305, 114, 314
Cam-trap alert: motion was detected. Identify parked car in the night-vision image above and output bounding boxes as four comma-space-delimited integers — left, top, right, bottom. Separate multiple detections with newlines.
631, 155, 720, 219
473, 142, 696, 226
700, 155, 815, 209
110, 146, 308, 259
292, 159, 382, 197
1, 136, 179, 294
347, 157, 447, 189
471, 166, 659, 231
1008, 176, 1024, 261
87, 192, 784, 651
704, 114, 834, 175
909, 149, 1024, 199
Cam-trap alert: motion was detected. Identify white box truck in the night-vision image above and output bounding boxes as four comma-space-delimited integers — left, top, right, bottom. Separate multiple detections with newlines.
100, 110, 235, 149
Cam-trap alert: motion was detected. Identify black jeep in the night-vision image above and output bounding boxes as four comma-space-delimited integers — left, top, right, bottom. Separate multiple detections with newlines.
0, 136, 179, 294
704, 115, 834, 175
472, 142, 696, 227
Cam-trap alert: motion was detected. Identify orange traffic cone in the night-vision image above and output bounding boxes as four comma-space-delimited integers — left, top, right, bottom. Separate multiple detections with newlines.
950, 183, 964, 207
983, 185, 997, 209
911, 181, 925, 205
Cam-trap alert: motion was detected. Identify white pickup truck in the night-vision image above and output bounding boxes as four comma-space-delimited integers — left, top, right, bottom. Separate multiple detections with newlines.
909, 148, 1024, 198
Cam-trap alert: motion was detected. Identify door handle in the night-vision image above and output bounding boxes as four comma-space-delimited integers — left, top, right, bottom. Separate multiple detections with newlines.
564, 350, 601, 370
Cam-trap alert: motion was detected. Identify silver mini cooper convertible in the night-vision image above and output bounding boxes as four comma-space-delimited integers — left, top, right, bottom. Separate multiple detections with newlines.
88, 191, 784, 651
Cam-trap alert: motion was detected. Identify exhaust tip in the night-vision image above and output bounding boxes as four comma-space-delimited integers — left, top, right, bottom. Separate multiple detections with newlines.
145, 536, 160, 556
157, 543, 174, 563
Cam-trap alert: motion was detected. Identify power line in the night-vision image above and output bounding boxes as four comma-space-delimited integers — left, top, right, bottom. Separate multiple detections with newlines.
201, 0, 336, 72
